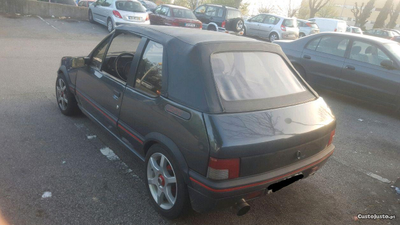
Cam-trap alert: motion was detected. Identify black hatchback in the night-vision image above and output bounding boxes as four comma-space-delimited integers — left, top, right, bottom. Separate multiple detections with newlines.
56, 25, 336, 218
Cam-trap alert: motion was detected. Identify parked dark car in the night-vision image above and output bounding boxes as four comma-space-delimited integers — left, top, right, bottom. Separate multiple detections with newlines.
77, 0, 95, 7
139, 0, 157, 12
194, 4, 244, 35
150, 4, 202, 29
56, 25, 336, 218
274, 33, 400, 108
364, 29, 396, 39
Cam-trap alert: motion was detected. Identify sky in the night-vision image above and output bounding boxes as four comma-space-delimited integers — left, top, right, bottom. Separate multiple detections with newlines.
244, 0, 303, 15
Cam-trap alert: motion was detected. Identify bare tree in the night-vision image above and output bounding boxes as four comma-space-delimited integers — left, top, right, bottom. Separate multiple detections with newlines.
287, 0, 299, 17
358, 0, 375, 30
387, 2, 400, 28
351, 2, 365, 26
258, 4, 276, 14
309, 0, 331, 18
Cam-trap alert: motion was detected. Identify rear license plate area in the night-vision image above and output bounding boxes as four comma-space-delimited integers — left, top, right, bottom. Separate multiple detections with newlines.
185, 23, 196, 27
267, 174, 304, 193
129, 16, 142, 21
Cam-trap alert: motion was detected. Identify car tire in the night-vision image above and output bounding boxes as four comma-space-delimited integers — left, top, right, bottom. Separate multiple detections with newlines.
227, 18, 244, 32
299, 33, 306, 38
56, 73, 80, 116
145, 144, 190, 219
107, 18, 114, 33
243, 27, 247, 36
88, 10, 94, 23
269, 32, 279, 42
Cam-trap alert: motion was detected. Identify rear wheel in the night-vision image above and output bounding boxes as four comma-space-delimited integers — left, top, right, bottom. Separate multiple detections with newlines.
107, 18, 114, 33
145, 145, 190, 219
269, 32, 279, 42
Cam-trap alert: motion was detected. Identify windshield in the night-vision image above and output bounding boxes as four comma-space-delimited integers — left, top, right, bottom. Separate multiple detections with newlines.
211, 52, 308, 101
283, 19, 297, 27
384, 43, 400, 60
116, 1, 146, 13
172, 8, 197, 19
226, 9, 241, 20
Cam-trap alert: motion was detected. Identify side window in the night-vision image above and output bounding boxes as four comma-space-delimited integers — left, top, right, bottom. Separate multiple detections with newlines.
349, 41, 391, 66
102, 0, 113, 6
264, 16, 278, 24
91, 36, 111, 70
205, 6, 217, 17
306, 37, 321, 50
78, 1, 84, 6
217, 8, 223, 17
250, 14, 264, 23
195, 5, 206, 14
134, 41, 164, 97
160, 6, 169, 16
316, 36, 349, 57
154, 6, 161, 14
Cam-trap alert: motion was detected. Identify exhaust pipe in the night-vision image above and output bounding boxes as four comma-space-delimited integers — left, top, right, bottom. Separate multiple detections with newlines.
234, 199, 250, 216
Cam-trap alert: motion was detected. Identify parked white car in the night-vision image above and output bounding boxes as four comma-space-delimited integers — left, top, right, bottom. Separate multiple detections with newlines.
346, 26, 363, 34
297, 19, 319, 37
308, 18, 347, 32
244, 13, 299, 41
89, 0, 150, 32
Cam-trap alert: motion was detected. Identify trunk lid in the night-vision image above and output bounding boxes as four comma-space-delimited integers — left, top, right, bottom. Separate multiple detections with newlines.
204, 97, 335, 176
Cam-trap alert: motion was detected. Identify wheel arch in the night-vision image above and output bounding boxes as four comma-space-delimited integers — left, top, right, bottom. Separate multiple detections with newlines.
270, 31, 280, 39
58, 65, 72, 86
206, 22, 218, 31
143, 132, 190, 184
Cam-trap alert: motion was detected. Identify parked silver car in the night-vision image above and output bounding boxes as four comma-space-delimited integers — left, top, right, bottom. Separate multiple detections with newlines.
244, 13, 299, 41
297, 19, 319, 38
89, 0, 150, 32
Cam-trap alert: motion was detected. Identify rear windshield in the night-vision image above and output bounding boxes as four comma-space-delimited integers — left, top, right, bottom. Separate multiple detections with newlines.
283, 19, 297, 27
172, 8, 197, 19
116, 1, 146, 13
211, 52, 309, 102
226, 9, 241, 20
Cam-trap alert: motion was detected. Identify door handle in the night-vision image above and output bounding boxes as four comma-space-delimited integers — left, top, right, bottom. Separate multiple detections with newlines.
113, 90, 121, 100
303, 55, 311, 59
345, 65, 355, 70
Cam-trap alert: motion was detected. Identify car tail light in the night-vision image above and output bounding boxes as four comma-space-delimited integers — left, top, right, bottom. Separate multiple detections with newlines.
328, 129, 335, 146
280, 25, 286, 31
306, 22, 312, 27
221, 20, 226, 28
207, 157, 240, 180
145, 14, 149, 21
334, 28, 337, 32
171, 21, 179, 26
113, 10, 122, 19
199, 23, 202, 29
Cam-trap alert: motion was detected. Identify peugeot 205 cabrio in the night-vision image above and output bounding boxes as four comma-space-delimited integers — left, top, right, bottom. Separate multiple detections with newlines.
56, 25, 336, 218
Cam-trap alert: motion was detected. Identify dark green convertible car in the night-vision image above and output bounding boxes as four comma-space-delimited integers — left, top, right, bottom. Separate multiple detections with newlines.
56, 25, 336, 218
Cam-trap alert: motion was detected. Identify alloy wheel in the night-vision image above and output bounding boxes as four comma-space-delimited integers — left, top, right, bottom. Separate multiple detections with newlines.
147, 152, 177, 210
107, 20, 113, 32
237, 20, 244, 31
56, 78, 68, 111
270, 33, 278, 42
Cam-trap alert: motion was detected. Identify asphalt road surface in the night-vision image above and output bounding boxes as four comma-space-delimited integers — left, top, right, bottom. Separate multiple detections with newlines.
0, 14, 399, 225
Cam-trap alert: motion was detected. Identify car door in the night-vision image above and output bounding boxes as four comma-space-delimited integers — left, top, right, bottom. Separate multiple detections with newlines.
76, 32, 143, 135
245, 14, 265, 36
91, 0, 105, 23
194, 5, 207, 24
258, 15, 279, 38
300, 35, 350, 89
159, 6, 170, 25
150, 6, 162, 24
338, 40, 400, 106
204, 5, 218, 24
117, 40, 164, 155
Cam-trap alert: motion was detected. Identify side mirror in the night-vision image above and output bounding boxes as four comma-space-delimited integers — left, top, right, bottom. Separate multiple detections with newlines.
381, 60, 396, 70
72, 57, 88, 68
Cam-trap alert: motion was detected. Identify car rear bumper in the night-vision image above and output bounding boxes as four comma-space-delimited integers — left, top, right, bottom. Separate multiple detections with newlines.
114, 18, 150, 26
187, 144, 335, 212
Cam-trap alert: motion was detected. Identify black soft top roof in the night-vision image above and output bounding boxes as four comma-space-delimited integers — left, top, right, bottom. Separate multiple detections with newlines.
117, 25, 314, 113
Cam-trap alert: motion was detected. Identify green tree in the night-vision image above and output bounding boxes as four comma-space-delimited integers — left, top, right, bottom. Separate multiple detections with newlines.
358, 0, 375, 29
373, 0, 393, 28
387, 2, 400, 28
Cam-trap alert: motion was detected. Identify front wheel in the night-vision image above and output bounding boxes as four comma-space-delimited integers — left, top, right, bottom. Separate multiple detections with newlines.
56, 74, 80, 116
145, 145, 190, 219
269, 33, 279, 42
88, 10, 94, 23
